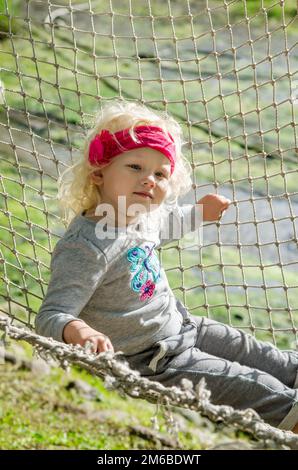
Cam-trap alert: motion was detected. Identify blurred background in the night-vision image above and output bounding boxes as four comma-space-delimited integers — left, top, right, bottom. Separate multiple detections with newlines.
0, 0, 297, 354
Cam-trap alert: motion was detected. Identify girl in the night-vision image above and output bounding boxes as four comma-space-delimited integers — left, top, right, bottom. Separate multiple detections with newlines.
35, 99, 298, 432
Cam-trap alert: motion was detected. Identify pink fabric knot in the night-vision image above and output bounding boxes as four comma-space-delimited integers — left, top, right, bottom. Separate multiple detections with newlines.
88, 125, 176, 173
89, 133, 104, 165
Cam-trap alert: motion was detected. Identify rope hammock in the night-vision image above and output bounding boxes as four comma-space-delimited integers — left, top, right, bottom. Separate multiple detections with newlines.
0, 0, 298, 448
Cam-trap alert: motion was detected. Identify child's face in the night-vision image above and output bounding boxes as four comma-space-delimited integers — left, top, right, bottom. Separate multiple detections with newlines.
91, 147, 172, 223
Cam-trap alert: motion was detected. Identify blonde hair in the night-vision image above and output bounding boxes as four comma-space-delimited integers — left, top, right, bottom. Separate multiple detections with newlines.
57, 99, 193, 225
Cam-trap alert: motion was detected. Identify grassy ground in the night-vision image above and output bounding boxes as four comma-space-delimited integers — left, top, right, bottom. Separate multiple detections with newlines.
0, 339, 251, 450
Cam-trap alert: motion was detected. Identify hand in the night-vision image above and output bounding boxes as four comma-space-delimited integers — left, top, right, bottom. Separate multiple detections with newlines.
63, 320, 114, 353
197, 193, 231, 222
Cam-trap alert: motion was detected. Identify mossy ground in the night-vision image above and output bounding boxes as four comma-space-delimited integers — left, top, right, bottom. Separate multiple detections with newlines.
0, 340, 252, 450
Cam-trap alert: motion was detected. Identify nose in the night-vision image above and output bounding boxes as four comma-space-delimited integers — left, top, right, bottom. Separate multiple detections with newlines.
141, 173, 156, 188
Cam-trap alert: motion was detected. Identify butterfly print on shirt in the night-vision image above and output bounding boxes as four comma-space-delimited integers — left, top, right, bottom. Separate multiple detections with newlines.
126, 243, 161, 301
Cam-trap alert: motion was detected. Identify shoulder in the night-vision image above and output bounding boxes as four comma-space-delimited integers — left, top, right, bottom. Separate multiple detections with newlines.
51, 222, 107, 263
51, 214, 129, 266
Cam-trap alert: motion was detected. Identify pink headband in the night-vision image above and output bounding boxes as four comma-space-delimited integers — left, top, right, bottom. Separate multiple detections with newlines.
88, 125, 176, 174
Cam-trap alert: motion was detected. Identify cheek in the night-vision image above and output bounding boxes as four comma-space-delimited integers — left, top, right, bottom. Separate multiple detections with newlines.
108, 175, 133, 196
157, 180, 170, 194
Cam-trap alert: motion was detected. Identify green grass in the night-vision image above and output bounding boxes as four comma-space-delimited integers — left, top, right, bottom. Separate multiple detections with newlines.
0, 340, 247, 450
230, 0, 297, 22
160, 238, 298, 349
0, 157, 63, 320
0, 0, 22, 35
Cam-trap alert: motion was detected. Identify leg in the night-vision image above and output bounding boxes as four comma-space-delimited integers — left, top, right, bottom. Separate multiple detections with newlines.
146, 346, 298, 430
192, 315, 298, 389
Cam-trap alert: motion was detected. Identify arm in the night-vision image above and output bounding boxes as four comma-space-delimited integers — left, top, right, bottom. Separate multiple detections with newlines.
157, 203, 203, 247
35, 236, 113, 353
157, 194, 231, 247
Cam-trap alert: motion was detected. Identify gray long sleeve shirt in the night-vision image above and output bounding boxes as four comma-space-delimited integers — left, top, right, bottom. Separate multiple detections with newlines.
35, 203, 201, 356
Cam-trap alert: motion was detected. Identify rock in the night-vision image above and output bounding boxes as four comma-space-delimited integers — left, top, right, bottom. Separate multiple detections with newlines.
65, 379, 103, 401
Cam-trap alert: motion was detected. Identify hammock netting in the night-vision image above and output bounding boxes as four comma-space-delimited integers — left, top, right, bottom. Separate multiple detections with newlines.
0, 0, 298, 447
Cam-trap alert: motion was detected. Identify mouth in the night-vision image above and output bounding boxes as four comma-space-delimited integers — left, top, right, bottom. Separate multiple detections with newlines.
133, 192, 153, 200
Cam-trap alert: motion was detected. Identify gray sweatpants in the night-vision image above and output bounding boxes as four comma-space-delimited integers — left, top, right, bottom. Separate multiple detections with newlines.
125, 308, 298, 430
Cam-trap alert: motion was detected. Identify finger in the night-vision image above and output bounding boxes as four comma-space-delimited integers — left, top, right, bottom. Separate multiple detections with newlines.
106, 341, 114, 353
88, 333, 106, 341
83, 338, 98, 353
218, 209, 226, 220
219, 199, 231, 211
218, 197, 230, 207
96, 336, 114, 353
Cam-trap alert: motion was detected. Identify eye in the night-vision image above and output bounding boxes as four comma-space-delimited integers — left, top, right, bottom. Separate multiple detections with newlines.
127, 164, 168, 178
127, 164, 141, 170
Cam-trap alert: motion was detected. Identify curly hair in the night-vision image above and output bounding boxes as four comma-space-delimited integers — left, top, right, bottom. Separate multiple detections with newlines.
57, 99, 193, 225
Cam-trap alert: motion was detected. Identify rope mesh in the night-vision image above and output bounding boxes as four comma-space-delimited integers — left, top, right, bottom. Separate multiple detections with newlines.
1, 0, 297, 349
1, 0, 298, 447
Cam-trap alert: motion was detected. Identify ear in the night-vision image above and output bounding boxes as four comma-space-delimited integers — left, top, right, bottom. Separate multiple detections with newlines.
90, 170, 103, 186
